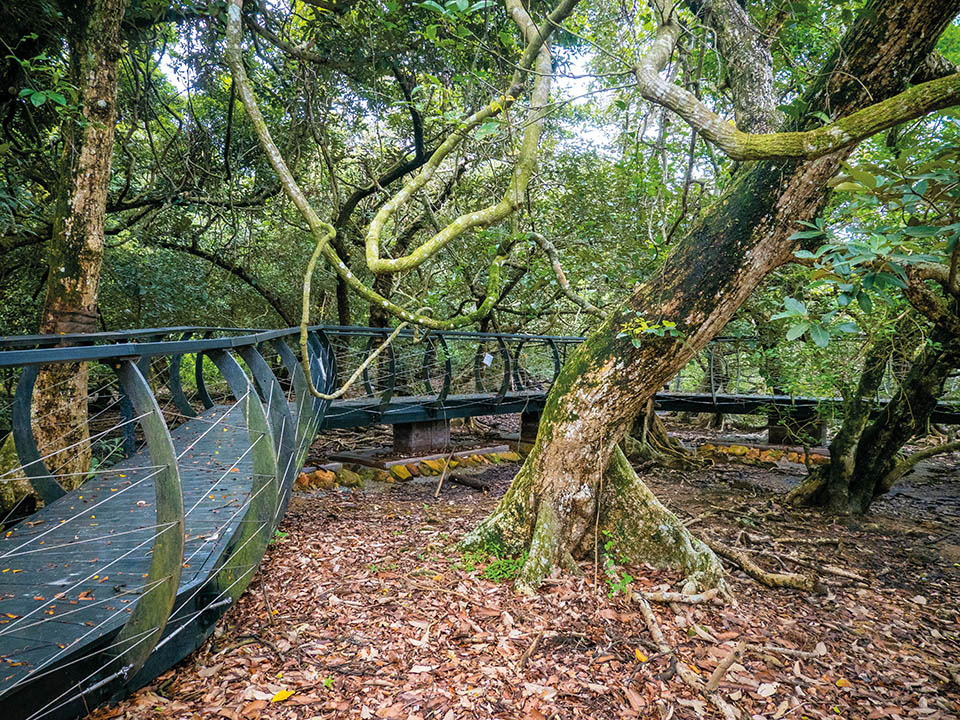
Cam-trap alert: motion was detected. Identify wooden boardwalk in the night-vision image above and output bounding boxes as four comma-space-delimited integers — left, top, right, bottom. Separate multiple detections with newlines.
2, 324, 959, 720
0, 404, 255, 714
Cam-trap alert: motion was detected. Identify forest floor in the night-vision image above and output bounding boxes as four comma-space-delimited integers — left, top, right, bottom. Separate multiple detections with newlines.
91, 422, 960, 720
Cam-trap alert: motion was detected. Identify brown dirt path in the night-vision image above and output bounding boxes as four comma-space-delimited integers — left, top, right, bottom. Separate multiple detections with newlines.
91, 459, 960, 720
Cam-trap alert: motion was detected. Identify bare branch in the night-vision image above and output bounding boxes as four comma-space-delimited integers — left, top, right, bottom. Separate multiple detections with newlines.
528, 233, 606, 318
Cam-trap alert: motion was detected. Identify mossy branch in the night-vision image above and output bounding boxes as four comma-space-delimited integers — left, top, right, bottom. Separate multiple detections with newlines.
637, 0, 960, 161
879, 440, 960, 493
363, 0, 575, 275
224, 0, 570, 396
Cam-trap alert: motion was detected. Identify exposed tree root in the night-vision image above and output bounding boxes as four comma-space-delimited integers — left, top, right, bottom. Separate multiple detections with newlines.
703, 537, 819, 592
640, 588, 720, 604
783, 469, 828, 507
636, 596, 740, 720
624, 403, 701, 471
462, 447, 725, 595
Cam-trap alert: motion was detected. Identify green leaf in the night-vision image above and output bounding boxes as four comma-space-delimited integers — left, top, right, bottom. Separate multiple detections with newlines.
809, 324, 830, 347
844, 165, 877, 189
786, 322, 809, 341
788, 229, 825, 240
811, 110, 831, 124
420, 0, 445, 13
46, 91, 67, 106
833, 182, 868, 193
474, 119, 499, 139
836, 322, 859, 333
783, 296, 807, 315
901, 225, 940, 237
29, 91, 46, 106
857, 292, 873, 313
875, 271, 906, 289
793, 249, 817, 259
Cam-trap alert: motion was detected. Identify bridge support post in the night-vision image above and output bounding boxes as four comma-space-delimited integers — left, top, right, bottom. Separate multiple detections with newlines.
393, 419, 450, 455
767, 410, 827, 446
520, 410, 541, 445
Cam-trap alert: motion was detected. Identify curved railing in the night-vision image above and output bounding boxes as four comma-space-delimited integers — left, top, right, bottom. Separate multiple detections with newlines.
2, 325, 959, 720
0, 326, 336, 720
0, 325, 582, 720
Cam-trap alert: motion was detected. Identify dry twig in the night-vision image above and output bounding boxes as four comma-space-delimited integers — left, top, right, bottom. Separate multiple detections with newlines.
516, 629, 545, 670
636, 597, 740, 720
705, 640, 746, 692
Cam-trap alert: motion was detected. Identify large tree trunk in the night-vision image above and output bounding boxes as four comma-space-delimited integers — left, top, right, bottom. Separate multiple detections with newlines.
465, 0, 960, 592
33, 0, 126, 488
624, 401, 698, 470
790, 328, 960, 514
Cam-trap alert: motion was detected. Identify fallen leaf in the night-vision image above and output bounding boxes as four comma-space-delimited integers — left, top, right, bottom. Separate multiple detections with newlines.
624, 687, 644, 712
242, 700, 267, 718
270, 689, 295, 703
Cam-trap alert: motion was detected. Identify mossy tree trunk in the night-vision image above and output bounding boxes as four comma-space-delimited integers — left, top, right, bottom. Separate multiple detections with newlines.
789, 328, 960, 514
33, 0, 127, 488
465, 0, 959, 592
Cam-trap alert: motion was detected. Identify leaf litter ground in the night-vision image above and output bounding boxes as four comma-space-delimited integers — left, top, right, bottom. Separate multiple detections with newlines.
91, 435, 960, 720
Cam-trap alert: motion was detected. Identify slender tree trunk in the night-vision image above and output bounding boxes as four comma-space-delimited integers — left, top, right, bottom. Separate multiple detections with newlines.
33, 0, 127, 487
792, 328, 960, 514
465, 0, 960, 592
786, 334, 889, 510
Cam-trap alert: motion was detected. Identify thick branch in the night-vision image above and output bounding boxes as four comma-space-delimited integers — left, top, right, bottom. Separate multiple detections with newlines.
362, 0, 578, 275
904, 268, 960, 336
879, 440, 960, 492
636, 1, 960, 161
225, 0, 516, 335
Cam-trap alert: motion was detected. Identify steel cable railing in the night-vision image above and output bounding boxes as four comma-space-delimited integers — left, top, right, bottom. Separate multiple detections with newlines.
2, 324, 958, 720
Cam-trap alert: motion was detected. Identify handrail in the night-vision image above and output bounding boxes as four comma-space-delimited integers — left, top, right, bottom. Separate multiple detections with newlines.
0, 326, 586, 367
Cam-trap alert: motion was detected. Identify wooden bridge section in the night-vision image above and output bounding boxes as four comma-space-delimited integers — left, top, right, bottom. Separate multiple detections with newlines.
0, 325, 958, 720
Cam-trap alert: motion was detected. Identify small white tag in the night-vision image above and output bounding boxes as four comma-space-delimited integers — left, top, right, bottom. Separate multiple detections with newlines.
482, 352, 494, 367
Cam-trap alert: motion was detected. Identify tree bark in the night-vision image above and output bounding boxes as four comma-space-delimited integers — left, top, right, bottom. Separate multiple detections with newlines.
855, 338, 958, 508
466, 0, 960, 591
786, 334, 890, 510
33, 0, 127, 487
792, 328, 960, 514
